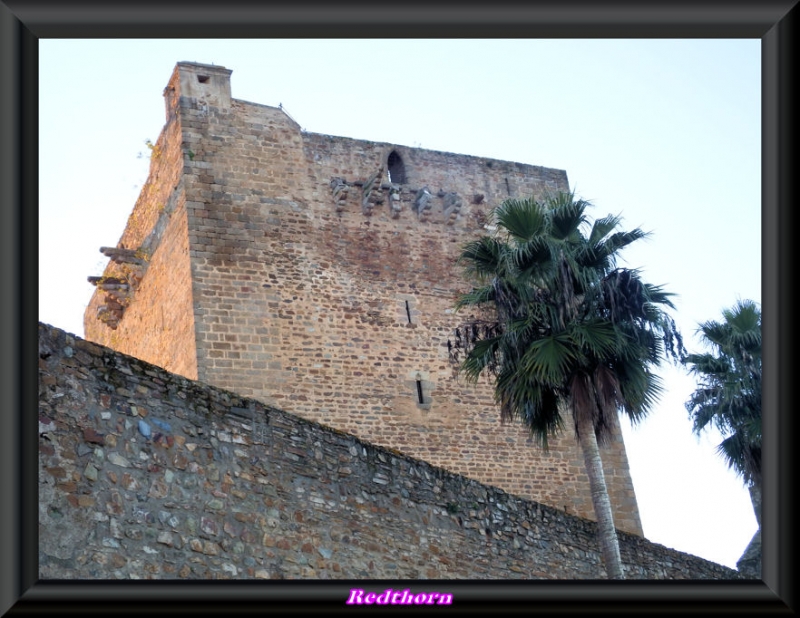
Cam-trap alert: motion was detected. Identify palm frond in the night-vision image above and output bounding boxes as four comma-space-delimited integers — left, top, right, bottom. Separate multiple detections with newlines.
494, 198, 547, 242
587, 213, 624, 245
512, 236, 557, 279
547, 195, 590, 241
454, 285, 496, 311
568, 319, 624, 358
642, 282, 677, 310
519, 333, 579, 386
458, 237, 505, 280
601, 228, 650, 255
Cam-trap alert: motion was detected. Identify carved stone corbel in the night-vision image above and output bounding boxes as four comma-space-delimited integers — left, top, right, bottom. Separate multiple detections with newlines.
443, 192, 463, 225
361, 167, 384, 216
330, 177, 349, 212
414, 187, 433, 222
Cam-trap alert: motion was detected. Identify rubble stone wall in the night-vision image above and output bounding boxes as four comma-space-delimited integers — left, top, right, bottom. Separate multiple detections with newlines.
39, 322, 740, 580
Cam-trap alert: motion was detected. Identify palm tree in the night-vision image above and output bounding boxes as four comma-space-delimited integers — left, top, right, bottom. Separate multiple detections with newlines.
683, 300, 761, 495
449, 192, 684, 579
683, 300, 761, 575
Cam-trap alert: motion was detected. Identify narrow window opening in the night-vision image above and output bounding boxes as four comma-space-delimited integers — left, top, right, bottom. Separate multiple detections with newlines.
405, 300, 412, 324
505, 177, 511, 195
416, 380, 424, 404
387, 151, 407, 184
198, 75, 210, 84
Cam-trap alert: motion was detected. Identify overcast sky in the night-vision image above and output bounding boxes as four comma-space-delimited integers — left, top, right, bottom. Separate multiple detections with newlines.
39, 39, 761, 571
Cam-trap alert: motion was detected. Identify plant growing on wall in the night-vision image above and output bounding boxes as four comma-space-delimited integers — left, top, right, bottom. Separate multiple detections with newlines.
144, 138, 162, 160
449, 191, 685, 579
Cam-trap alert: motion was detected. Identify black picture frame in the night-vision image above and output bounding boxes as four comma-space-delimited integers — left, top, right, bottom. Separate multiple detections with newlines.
3, 1, 795, 614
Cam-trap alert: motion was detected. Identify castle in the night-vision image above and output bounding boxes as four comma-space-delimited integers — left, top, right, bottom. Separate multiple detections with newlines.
84, 61, 643, 537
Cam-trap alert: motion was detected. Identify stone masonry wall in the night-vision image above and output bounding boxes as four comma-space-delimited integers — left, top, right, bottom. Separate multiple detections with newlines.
179, 94, 642, 534
38, 322, 740, 580
84, 65, 198, 380
84, 62, 642, 537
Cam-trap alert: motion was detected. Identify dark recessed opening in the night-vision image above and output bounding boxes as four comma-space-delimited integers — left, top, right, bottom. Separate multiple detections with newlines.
387, 151, 407, 184
405, 300, 412, 324
198, 75, 210, 84
416, 380, 424, 404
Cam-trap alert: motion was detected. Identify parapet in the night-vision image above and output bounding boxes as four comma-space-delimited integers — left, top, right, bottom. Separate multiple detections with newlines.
163, 61, 233, 120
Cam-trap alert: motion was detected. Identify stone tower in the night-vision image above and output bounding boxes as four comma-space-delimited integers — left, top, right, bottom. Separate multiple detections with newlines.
84, 61, 643, 535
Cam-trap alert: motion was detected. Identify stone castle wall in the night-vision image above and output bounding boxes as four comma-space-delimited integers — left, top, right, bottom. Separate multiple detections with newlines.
84, 62, 641, 535
39, 322, 740, 580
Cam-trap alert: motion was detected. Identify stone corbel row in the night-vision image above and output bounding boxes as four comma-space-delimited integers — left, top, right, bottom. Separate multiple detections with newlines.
88, 246, 147, 329
330, 174, 465, 225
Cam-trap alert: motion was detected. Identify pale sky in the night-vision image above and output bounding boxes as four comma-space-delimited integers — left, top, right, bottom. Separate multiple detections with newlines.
38, 39, 761, 571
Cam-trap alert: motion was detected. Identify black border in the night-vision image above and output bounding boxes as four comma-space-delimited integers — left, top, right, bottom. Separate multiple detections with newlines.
2, 1, 796, 614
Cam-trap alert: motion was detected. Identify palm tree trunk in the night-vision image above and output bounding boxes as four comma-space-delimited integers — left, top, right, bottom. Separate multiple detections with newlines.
737, 482, 762, 578
575, 413, 625, 579
748, 483, 761, 528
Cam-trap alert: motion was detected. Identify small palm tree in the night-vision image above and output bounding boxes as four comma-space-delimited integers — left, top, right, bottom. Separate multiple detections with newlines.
450, 192, 684, 579
684, 300, 762, 532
